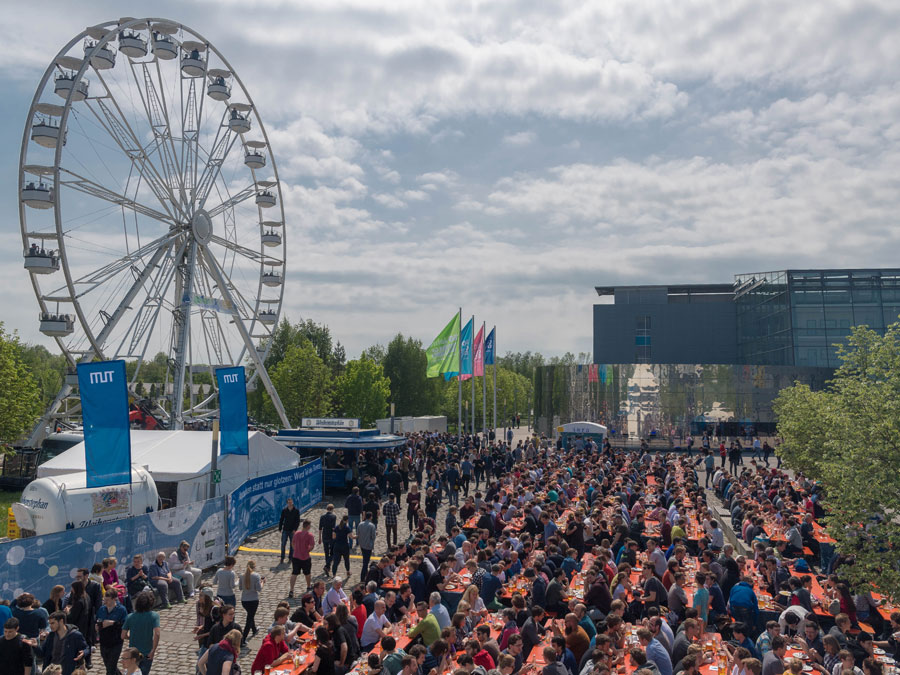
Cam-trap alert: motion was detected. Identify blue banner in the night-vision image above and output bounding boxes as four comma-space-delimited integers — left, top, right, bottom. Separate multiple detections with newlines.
216, 366, 249, 456
444, 318, 474, 380
0, 496, 225, 603
227, 459, 322, 551
77, 360, 131, 488
484, 327, 495, 365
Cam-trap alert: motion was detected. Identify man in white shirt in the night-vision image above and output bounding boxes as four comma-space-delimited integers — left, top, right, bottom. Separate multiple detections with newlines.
361, 600, 392, 650
429, 591, 451, 629
322, 577, 347, 615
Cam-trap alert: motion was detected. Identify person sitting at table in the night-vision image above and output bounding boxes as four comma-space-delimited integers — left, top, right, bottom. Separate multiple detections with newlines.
475, 623, 501, 663
757, 621, 781, 656
382, 636, 408, 675
462, 585, 489, 619
638, 627, 673, 675
270, 606, 303, 648
308, 625, 336, 675
552, 634, 578, 675
761, 635, 787, 675
827, 615, 852, 650
832, 650, 862, 675
429, 592, 451, 630
541, 645, 568, 675
361, 600, 392, 651
408, 601, 442, 647
503, 634, 525, 674
424, 639, 452, 674
521, 606, 547, 657
323, 577, 348, 616
466, 638, 495, 671
545, 568, 570, 617
250, 624, 292, 673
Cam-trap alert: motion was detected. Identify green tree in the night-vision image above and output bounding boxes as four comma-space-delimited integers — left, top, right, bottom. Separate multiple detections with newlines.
774, 323, 900, 601
382, 334, 441, 416
268, 339, 332, 424
360, 343, 386, 365
0, 324, 42, 449
19, 344, 67, 409
336, 359, 391, 427
498, 351, 545, 379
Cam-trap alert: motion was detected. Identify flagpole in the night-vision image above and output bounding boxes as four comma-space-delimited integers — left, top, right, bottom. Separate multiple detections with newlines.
457, 308, 462, 445
481, 321, 486, 440
470, 315, 475, 437
492, 326, 497, 436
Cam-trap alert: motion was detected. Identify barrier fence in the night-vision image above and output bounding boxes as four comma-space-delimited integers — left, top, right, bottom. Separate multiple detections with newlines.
0, 457, 324, 602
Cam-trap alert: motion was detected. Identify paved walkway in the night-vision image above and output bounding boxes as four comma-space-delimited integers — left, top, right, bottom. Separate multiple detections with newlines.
150, 426, 538, 673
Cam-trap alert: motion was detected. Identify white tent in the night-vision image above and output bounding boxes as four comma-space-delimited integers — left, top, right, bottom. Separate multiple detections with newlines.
37, 430, 300, 505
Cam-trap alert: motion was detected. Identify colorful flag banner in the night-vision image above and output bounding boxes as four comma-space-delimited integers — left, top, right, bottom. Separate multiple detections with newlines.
588, 364, 599, 383
77, 360, 132, 488
425, 312, 461, 378
484, 327, 495, 366
445, 318, 473, 380
463, 324, 484, 380
216, 366, 249, 456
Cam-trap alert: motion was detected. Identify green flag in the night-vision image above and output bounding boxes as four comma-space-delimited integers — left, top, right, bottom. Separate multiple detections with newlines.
425, 312, 461, 378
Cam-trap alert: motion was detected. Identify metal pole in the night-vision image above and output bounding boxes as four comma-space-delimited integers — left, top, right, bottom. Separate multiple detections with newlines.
470, 315, 475, 437
210, 418, 219, 499
482, 322, 486, 439
457, 308, 462, 444
492, 326, 497, 436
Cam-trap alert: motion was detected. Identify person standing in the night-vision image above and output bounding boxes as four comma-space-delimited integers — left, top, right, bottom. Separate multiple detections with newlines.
122, 591, 160, 675
345, 488, 363, 543
703, 451, 716, 488
240, 560, 263, 648
319, 504, 337, 575
290, 520, 316, 598
383, 494, 401, 548
96, 588, 126, 675
39, 611, 88, 675
278, 497, 301, 564
331, 515, 354, 577
0, 617, 36, 675
357, 512, 377, 582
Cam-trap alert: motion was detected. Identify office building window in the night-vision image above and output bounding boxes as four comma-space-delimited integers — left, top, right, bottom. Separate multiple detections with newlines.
635, 315, 651, 362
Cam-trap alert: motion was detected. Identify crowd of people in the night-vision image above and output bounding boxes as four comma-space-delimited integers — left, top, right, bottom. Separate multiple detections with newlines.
0, 541, 203, 675
3, 429, 897, 675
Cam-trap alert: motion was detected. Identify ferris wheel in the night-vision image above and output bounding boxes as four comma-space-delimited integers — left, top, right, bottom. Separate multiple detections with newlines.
18, 17, 291, 443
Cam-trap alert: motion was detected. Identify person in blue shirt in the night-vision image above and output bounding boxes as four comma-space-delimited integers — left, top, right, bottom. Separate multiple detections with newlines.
728, 622, 761, 659
507, 553, 522, 579
728, 577, 760, 634
96, 588, 127, 674
480, 564, 504, 611
540, 513, 558, 542
526, 569, 546, 608
408, 560, 426, 606
551, 635, 577, 675
561, 550, 581, 580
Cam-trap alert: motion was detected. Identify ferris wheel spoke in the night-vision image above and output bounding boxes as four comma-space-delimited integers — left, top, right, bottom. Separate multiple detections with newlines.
205, 184, 257, 218
180, 77, 207, 210
116, 239, 185, 361
195, 111, 240, 209
207, 233, 278, 266
58, 168, 177, 225
66, 230, 181, 296
124, 60, 190, 212
199, 244, 290, 427
86, 72, 185, 222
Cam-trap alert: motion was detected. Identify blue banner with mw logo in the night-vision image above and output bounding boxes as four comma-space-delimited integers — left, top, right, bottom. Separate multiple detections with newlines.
216, 366, 249, 456
77, 360, 132, 488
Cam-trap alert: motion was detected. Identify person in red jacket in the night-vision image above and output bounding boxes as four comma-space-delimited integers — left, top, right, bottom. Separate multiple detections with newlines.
251, 624, 292, 673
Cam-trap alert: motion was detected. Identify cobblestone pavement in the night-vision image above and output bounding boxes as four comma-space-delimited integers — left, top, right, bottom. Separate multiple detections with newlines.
149, 426, 537, 675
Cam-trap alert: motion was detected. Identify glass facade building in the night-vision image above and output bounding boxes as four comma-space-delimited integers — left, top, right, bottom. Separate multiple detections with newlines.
533, 363, 832, 440
736, 269, 900, 367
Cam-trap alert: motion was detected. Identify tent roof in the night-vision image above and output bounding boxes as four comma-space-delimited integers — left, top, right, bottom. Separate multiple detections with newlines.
560, 421, 608, 434
36, 430, 300, 483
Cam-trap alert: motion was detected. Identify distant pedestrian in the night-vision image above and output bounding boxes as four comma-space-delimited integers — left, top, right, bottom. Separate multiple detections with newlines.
383, 494, 401, 548
357, 512, 377, 582
319, 504, 337, 575
278, 497, 300, 563
289, 520, 315, 598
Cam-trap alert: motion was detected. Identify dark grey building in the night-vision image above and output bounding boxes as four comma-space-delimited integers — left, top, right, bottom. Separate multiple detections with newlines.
593, 284, 738, 365
594, 269, 900, 367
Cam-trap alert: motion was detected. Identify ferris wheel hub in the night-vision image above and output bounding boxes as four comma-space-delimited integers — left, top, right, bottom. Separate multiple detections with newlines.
190, 209, 212, 245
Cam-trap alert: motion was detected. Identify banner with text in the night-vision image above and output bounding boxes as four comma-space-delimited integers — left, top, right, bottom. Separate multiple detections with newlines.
77, 360, 132, 488
0, 496, 225, 604
216, 366, 249, 456
227, 459, 322, 551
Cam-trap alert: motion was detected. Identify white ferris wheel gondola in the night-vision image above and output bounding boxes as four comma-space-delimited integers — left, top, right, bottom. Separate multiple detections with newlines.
19, 17, 290, 445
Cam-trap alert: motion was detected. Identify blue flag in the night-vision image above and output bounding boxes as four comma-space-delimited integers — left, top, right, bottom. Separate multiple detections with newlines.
444, 318, 474, 380
484, 327, 495, 365
216, 366, 249, 456
77, 360, 131, 488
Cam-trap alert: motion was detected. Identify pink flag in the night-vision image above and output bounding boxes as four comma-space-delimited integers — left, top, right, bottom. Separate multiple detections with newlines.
462, 325, 484, 380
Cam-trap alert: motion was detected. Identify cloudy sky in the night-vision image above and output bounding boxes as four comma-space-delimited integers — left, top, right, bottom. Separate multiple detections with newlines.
3, 0, 900, 362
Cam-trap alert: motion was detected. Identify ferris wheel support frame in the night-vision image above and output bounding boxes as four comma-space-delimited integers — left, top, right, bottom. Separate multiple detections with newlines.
19, 17, 291, 444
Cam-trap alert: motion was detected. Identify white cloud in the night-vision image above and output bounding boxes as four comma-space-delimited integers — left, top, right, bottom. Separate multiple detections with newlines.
372, 193, 406, 209
502, 131, 537, 146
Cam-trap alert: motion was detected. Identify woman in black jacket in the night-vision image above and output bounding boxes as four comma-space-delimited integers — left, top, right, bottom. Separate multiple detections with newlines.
66, 580, 92, 638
